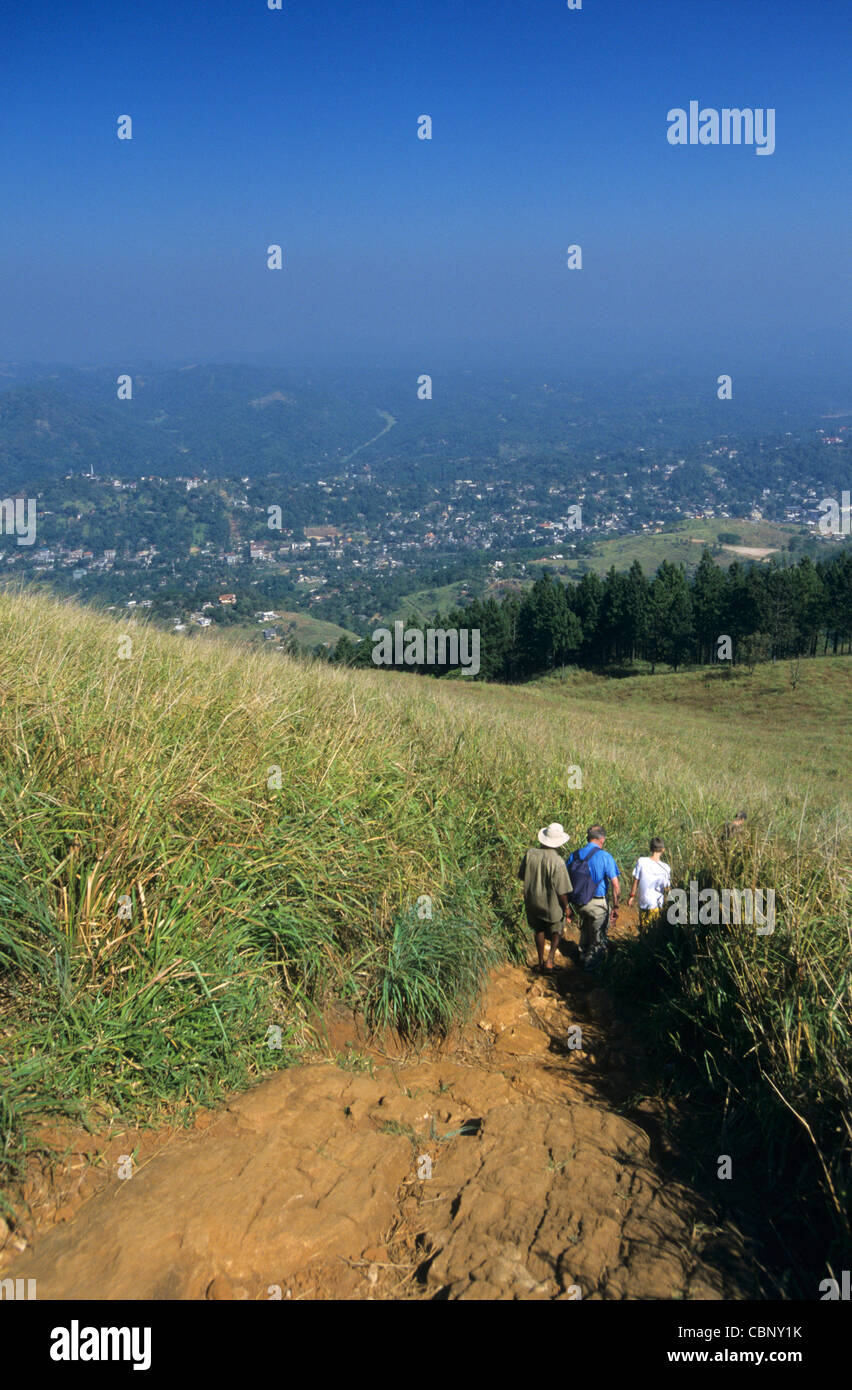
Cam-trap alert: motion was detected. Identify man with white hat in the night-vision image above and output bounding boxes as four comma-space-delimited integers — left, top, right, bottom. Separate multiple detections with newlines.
517, 823, 573, 973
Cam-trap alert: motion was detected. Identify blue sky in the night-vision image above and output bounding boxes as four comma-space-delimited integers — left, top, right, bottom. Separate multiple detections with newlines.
1, 0, 849, 374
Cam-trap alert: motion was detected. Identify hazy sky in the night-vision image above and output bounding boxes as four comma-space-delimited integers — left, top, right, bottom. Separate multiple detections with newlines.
2, 0, 849, 375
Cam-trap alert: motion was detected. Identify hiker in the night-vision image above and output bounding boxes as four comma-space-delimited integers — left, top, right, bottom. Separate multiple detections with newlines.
566, 825, 620, 970
627, 836, 671, 932
721, 810, 747, 843
518, 823, 573, 973
720, 810, 748, 872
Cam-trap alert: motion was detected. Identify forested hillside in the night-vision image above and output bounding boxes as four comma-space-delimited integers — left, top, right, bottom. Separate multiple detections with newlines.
335, 548, 852, 678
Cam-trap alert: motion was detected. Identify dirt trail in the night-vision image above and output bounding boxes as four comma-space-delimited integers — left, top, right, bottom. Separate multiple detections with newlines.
2, 924, 766, 1300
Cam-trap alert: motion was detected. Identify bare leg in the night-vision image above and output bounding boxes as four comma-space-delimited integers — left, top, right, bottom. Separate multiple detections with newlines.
546, 931, 562, 969
534, 930, 548, 968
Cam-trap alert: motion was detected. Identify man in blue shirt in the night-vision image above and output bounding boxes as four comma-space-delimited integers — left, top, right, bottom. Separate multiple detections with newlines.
568, 825, 620, 970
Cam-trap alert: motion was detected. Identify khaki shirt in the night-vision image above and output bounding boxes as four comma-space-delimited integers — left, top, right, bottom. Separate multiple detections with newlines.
518, 846, 572, 927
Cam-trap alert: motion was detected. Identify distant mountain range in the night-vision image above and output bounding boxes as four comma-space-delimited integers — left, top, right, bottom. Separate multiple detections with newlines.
0, 365, 382, 490
0, 362, 847, 493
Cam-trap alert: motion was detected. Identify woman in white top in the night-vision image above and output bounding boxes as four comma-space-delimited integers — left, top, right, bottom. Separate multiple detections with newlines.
628, 837, 671, 931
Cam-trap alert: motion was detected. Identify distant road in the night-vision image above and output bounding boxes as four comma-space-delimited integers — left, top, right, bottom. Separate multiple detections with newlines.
340, 409, 396, 464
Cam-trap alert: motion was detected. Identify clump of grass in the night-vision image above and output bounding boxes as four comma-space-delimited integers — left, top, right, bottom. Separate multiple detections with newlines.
366, 898, 500, 1038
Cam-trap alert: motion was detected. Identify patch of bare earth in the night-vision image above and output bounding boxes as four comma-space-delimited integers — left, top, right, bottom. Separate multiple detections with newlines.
720, 544, 779, 559
1, 917, 767, 1300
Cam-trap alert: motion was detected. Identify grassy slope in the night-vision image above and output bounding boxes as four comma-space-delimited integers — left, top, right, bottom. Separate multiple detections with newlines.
273, 611, 359, 647
526, 659, 851, 821
564, 519, 801, 577
0, 591, 849, 1274
210, 611, 359, 649
389, 581, 470, 624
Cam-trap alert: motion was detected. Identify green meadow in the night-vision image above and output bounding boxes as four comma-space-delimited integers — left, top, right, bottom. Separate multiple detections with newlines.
553, 518, 809, 578
389, 580, 471, 624
239, 609, 358, 650
0, 590, 848, 1286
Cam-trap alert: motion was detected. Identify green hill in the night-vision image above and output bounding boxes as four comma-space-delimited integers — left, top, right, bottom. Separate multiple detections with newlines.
0, 591, 848, 1274
553, 519, 808, 579
218, 609, 359, 651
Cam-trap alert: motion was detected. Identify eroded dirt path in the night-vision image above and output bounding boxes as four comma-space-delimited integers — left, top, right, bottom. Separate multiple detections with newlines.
1, 933, 767, 1300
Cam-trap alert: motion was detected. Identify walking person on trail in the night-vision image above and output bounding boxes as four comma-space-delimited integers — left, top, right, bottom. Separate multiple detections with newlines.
627, 837, 671, 933
518, 823, 573, 973
719, 809, 748, 873
566, 825, 620, 971
720, 810, 747, 844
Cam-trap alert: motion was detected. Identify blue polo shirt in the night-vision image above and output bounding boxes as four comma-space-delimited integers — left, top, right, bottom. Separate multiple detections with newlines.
570, 842, 620, 898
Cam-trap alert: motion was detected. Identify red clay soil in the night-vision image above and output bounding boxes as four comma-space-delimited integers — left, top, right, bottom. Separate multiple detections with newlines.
1, 914, 766, 1300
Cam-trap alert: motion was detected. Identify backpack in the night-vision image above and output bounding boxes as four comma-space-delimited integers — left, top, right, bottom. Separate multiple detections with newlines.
566, 846, 604, 908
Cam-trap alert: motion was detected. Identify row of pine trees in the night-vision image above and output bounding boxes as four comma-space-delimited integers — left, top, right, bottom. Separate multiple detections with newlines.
333, 549, 852, 680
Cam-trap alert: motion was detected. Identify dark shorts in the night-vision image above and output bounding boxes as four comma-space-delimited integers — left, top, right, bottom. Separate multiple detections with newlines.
526, 911, 563, 936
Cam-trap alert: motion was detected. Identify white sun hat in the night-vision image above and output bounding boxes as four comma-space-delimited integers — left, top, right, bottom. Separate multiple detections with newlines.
537, 822, 570, 848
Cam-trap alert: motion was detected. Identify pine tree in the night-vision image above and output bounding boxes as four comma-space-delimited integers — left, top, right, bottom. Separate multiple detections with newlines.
692, 548, 727, 663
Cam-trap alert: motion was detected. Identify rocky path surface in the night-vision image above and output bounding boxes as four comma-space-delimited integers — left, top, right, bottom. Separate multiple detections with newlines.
2, 929, 766, 1300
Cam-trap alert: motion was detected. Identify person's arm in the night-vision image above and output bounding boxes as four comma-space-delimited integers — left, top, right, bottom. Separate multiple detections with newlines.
609, 874, 620, 917
627, 874, 639, 907
556, 860, 574, 923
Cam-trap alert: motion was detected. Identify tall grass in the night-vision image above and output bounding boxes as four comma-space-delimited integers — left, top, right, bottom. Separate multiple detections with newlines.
606, 823, 851, 1287
0, 593, 551, 1187
0, 590, 849, 1285
368, 896, 502, 1037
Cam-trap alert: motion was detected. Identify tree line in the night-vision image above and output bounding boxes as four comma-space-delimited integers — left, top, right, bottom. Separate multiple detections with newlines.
332, 549, 852, 680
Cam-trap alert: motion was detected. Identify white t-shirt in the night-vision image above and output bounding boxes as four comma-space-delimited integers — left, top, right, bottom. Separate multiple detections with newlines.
631, 856, 671, 910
